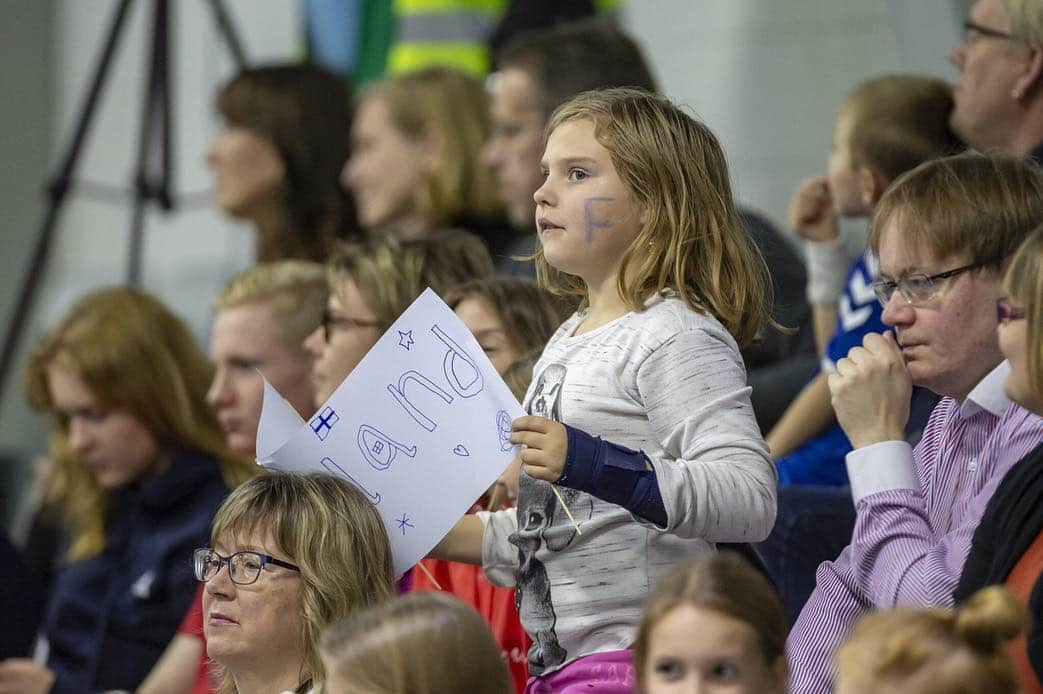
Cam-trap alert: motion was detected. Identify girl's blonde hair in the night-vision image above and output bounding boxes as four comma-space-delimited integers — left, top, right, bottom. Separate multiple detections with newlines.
327, 230, 494, 329
361, 67, 503, 228
535, 88, 770, 347
1004, 223, 1043, 398
633, 552, 787, 688
24, 288, 254, 561
835, 586, 1027, 694
210, 473, 395, 694
320, 591, 511, 694
214, 260, 327, 358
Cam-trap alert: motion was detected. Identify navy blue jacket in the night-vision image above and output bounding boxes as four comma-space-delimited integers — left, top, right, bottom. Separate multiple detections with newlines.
43, 452, 230, 694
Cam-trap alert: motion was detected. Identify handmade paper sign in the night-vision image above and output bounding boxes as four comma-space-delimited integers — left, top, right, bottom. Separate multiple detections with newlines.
256, 288, 525, 576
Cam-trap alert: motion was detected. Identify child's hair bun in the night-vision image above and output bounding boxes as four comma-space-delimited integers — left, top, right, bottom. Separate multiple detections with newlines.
955, 586, 1028, 653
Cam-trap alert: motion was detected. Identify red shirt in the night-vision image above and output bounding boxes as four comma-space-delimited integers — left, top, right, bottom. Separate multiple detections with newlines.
177, 584, 216, 694
1005, 530, 1043, 694
413, 558, 530, 692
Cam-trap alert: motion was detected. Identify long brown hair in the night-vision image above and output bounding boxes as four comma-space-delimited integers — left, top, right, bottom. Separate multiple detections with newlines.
217, 63, 359, 260
25, 288, 254, 560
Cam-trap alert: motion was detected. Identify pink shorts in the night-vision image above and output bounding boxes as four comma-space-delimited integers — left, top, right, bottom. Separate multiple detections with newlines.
524, 649, 635, 693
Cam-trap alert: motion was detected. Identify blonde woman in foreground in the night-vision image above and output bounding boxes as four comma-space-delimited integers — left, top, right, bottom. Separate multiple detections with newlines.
320, 591, 511, 694
835, 586, 1027, 694
197, 473, 395, 694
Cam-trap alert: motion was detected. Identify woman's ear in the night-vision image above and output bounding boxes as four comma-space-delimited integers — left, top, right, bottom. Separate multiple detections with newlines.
1013, 43, 1043, 101
858, 167, 887, 209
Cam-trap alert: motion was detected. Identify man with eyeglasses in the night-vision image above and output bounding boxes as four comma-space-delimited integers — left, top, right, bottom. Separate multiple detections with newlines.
950, 0, 1043, 160
787, 154, 1043, 692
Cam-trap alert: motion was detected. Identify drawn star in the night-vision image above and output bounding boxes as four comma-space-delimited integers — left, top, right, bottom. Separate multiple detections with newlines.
397, 330, 415, 350
396, 513, 415, 535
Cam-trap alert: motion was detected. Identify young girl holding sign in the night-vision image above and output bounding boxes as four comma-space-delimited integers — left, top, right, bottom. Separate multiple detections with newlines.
433, 87, 776, 691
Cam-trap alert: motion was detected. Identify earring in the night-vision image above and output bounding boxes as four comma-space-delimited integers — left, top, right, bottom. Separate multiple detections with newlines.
1013, 87, 1023, 100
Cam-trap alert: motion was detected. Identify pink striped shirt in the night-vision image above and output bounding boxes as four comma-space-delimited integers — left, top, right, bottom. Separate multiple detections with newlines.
787, 363, 1043, 693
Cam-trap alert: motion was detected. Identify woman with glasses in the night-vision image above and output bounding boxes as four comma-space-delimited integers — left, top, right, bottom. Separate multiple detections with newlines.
955, 224, 1043, 691
197, 473, 395, 694
303, 230, 494, 407
0, 288, 253, 694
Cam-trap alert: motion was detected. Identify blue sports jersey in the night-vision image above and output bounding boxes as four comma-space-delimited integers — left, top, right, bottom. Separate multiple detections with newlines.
777, 250, 884, 486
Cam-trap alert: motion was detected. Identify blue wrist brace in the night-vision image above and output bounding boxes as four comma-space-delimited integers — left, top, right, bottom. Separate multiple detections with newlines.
557, 424, 667, 527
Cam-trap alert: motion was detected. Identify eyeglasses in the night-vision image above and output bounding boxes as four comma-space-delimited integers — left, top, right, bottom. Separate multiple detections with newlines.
997, 297, 1028, 324
962, 20, 1018, 44
871, 259, 998, 307
193, 547, 300, 586
322, 307, 382, 342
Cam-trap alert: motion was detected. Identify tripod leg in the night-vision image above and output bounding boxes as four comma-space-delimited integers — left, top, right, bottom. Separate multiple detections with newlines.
127, 0, 172, 285
126, 0, 249, 285
0, 0, 136, 399
206, 0, 248, 68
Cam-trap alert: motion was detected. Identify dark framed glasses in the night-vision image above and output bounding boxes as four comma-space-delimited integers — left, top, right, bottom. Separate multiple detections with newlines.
193, 547, 300, 586
997, 297, 1027, 324
871, 259, 998, 307
321, 307, 382, 342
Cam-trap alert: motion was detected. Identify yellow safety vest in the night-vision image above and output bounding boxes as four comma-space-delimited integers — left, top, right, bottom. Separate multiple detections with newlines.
388, 0, 506, 76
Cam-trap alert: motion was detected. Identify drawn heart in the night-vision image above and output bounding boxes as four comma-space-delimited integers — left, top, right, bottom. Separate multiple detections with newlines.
452, 444, 470, 457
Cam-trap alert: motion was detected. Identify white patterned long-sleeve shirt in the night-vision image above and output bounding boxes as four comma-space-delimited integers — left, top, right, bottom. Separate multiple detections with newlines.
478, 293, 776, 676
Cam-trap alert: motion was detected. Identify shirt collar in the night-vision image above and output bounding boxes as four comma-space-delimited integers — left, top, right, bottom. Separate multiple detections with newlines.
960, 361, 1012, 419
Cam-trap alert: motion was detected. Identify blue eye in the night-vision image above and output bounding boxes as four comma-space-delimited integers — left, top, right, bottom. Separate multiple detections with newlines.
567, 169, 588, 182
